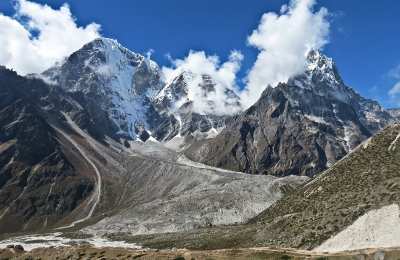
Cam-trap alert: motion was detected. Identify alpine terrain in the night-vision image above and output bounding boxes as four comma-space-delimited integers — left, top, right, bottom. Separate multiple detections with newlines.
127, 123, 400, 255
1, 35, 400, 259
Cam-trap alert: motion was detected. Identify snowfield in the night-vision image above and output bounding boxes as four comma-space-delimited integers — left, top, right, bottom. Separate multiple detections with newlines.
315, 204, 400, 253
0, 233, 141, 251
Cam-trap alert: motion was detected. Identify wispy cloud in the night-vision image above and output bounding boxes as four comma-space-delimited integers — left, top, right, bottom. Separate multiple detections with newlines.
388, 65, 400, 105
146, 49, 155, 59
388, 64, 400, 80
0, 0, 100, 75
389, 82, 400, 97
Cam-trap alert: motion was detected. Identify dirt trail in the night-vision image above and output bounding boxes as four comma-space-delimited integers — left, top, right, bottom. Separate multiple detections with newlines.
52, 125, 102, 229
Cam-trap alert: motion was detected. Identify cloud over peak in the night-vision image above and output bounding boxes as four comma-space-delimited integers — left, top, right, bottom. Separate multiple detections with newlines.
0, 0, 331, 114
164, 0, 331, 111
162, 50, 243, 115
0, 0, 100, 75
241, 0, 330, 107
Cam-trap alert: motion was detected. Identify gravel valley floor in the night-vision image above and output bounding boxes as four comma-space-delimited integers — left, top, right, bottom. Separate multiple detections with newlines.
2, 245, 400, 260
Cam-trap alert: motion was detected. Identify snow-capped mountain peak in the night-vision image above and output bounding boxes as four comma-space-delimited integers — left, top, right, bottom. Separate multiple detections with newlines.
42, 37, 164, 139
41, 38, 231, 142
155, 69, 241, 115
285, 50, 353, 105
154, 71, 190, 111
305, 49, 343, 87
80, 37, 162, 96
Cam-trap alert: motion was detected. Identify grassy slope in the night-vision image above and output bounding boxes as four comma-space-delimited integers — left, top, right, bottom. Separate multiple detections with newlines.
251, 123, 400, 249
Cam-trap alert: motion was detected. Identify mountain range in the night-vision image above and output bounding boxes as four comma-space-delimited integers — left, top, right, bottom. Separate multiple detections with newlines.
1, 37, 400, 254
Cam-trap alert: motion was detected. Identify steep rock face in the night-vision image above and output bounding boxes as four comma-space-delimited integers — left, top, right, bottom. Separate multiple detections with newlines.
154, 72, 241, 115
0, 68, 94, 233
43, 38, 164, 140
152, 71, 239, 143
43, 38, 234, 144
185, 51, 395, 176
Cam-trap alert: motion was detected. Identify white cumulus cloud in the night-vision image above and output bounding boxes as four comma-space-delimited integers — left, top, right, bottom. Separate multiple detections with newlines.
241, 0, 330, 108
162, 50, 243, 115
162, 0, 330, 113
0, 0, 100, 75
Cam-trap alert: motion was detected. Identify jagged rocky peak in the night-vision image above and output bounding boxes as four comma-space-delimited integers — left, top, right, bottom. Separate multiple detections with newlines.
155, 70, 241, 115
44, 37, 163, 96
185, 50, 395, 177
286, 50, 393, 132
41, 37, 232, 142
151, 70, 231, 142
152, 69, 242, 144
306, 49, 342, 84
41, 37, 167, 139
154, 71, 191, 110
288, 50, 344, 94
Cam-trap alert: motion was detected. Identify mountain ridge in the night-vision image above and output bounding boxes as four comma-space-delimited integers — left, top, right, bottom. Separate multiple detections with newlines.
184, 50, 395, 176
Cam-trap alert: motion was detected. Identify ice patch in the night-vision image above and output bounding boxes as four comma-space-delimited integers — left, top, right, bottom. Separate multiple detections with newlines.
343, 125, 353, 152
305, 115, 328, 125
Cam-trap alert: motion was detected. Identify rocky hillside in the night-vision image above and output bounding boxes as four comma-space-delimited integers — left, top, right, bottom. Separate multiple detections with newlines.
249, 123, 400, 249
0, 67, 95, 234
185, 51, 394, 177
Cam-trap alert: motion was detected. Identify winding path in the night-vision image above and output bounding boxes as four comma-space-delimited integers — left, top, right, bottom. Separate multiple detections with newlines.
53, 125, 102, 229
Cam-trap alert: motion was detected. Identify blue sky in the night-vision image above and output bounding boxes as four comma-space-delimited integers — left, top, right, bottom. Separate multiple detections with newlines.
1, 0, 400, 108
